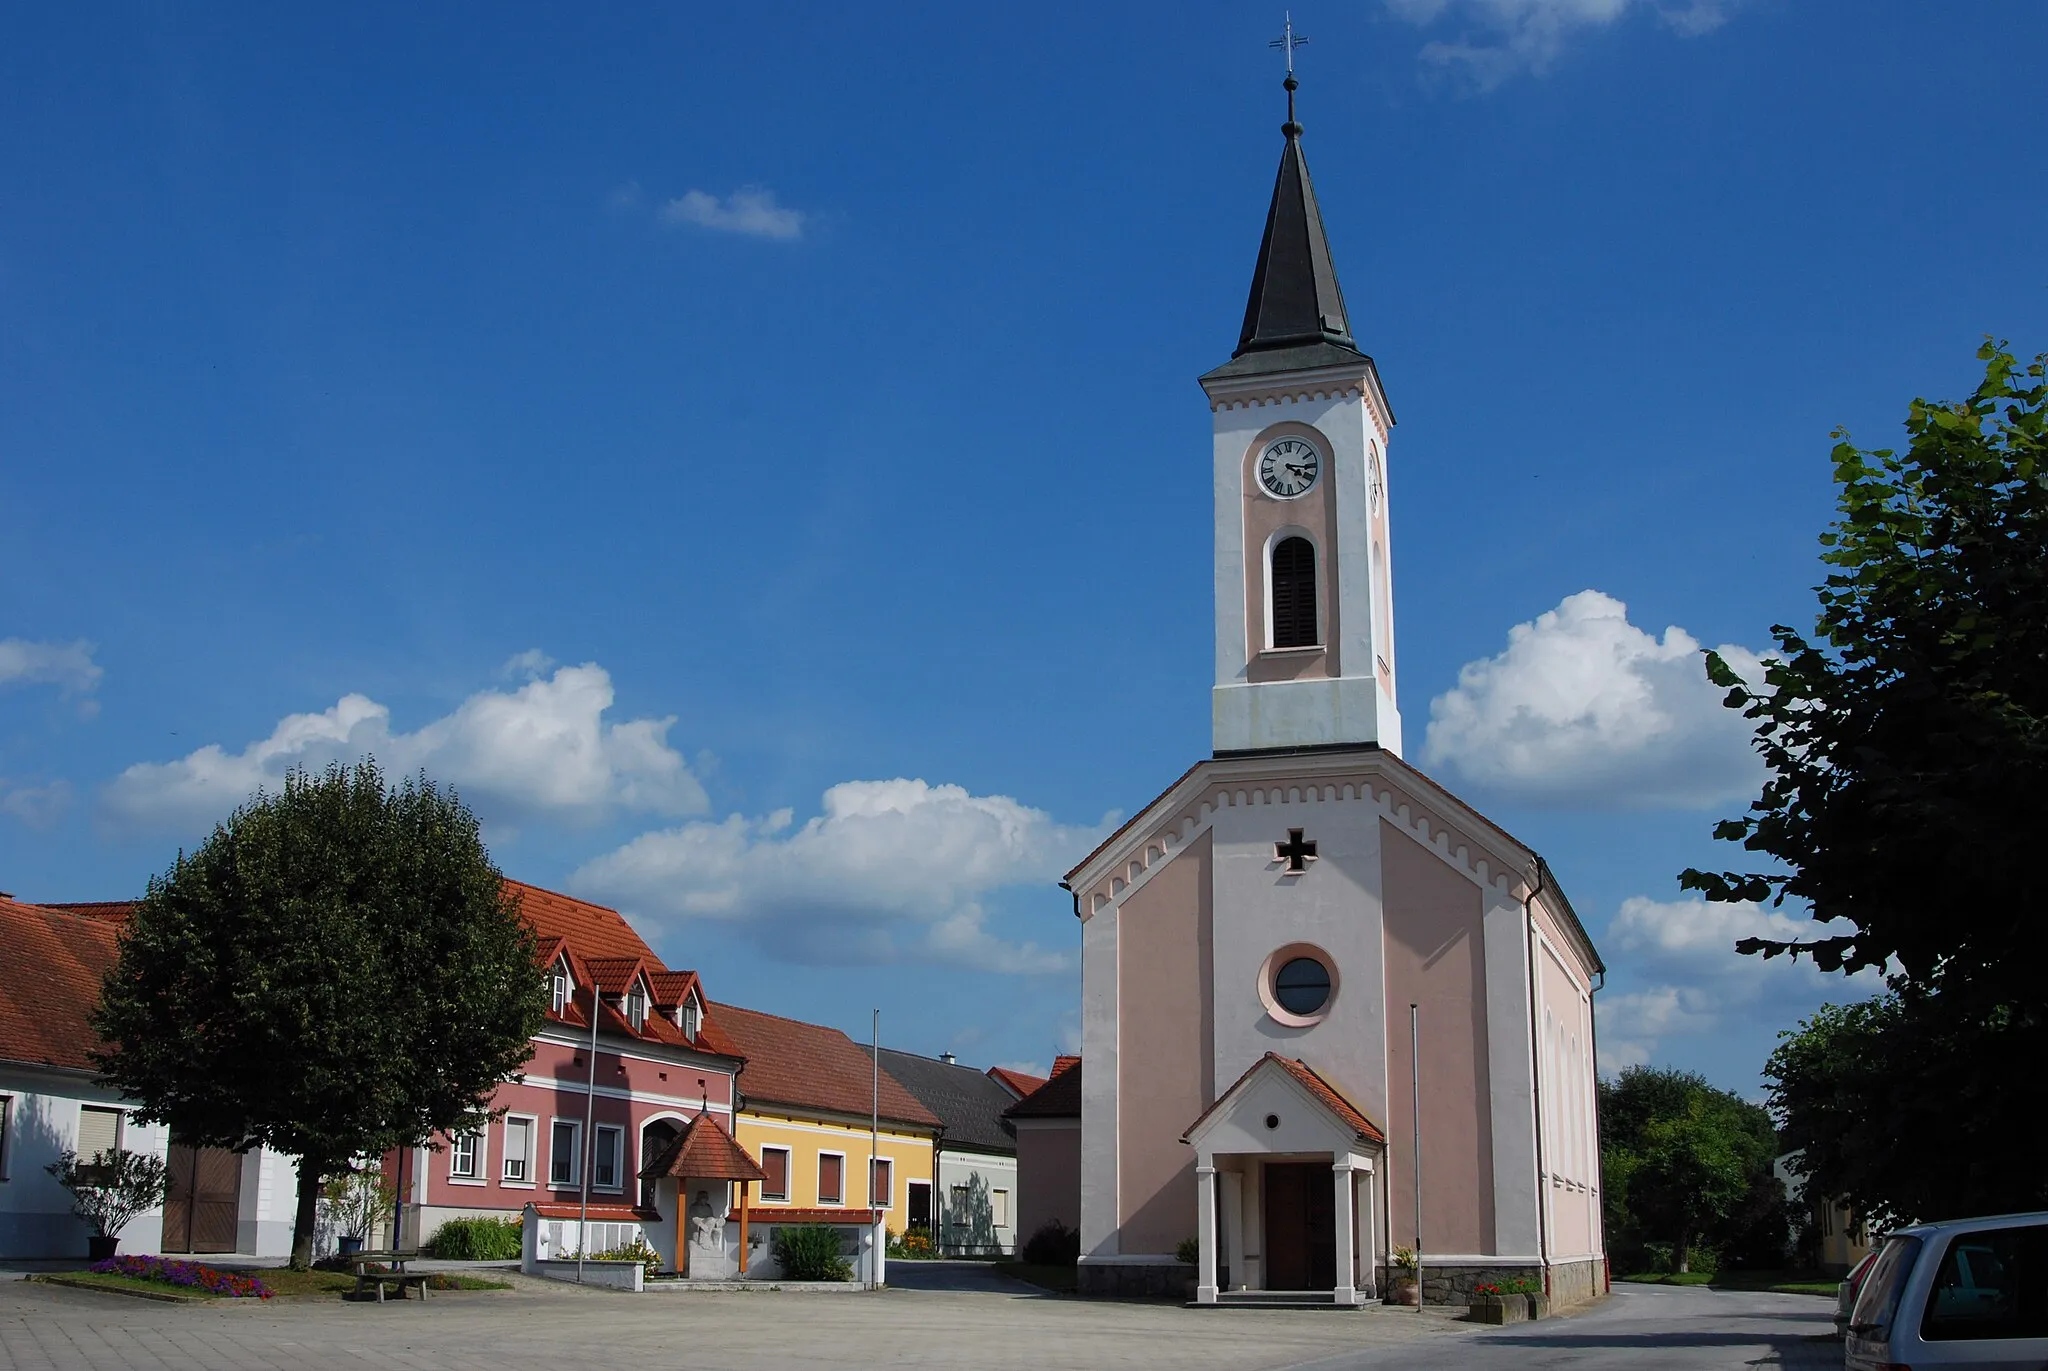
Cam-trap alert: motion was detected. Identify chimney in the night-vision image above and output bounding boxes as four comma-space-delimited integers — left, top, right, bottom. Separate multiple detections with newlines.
940, 1052, 957, 1065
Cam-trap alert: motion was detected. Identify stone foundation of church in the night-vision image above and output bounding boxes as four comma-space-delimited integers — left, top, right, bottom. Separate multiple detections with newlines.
1546, 1258, 1605, 1309
1076, 1261, 1197, 1301
1387, 1264, 1544, 1306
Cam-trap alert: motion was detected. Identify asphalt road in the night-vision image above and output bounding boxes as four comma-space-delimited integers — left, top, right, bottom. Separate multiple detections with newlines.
1300, 1283, 1842, 1371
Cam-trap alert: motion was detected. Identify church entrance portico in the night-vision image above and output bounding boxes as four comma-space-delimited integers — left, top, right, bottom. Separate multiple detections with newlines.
1184, 1054, 1384, 1306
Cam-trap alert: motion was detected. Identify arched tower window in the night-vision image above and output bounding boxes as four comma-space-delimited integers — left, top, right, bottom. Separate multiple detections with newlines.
1270, 536, 1319, 648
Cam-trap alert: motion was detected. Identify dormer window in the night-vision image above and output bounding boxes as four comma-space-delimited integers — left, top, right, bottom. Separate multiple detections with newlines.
625, 984, 647, 1031
680, 998, 700, 1042
550, 970, 570, 1015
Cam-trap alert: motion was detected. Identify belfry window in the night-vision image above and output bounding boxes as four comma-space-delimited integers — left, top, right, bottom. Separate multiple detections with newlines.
1271, 537, 1319, 648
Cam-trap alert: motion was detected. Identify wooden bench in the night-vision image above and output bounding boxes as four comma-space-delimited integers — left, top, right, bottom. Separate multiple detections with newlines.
349, 1250, 431, 1302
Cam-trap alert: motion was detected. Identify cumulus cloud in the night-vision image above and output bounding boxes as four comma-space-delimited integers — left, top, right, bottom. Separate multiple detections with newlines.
1422, 589, 1766, 809
0, 638, 102, 695
102, 662, 707, 833
0, 778, 74, 828
662, 186, 805, 241
1597, 893, 1880, 1070
1383, 0, 1735, 91
574, 779, 1105, 976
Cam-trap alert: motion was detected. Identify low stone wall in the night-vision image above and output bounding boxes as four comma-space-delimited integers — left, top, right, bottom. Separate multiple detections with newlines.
1384, 1264, 1543, 1306
1077, 1261, 1196, 1300
1547, 1257, 1604, 1309
526, 1258, 645, 1292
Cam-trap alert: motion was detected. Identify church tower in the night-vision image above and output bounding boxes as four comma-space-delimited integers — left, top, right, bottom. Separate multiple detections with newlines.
1200, 73, 1401, 757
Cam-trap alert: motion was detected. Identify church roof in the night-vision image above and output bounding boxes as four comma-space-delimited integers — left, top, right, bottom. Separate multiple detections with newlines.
1228, 76, 1361, 366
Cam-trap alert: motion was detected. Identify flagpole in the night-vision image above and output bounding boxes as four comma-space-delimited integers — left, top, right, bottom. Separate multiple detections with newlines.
1410, 1002, 1423, 1301
870, 1008, 881, 1291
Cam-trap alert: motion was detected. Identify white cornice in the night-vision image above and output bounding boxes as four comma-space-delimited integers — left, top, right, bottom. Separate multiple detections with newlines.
1200, 359, 1393, 439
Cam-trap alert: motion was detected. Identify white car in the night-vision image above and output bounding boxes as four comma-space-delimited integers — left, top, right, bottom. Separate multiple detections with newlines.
1845, 1209, 2048, 1369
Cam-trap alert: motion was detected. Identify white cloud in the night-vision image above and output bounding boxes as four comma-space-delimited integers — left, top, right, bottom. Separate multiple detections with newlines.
1422, 589, 1766, 809
0, 638, 102, 695
574, 778, 1105, 976
102, 662, 707, 833
0, 778, 73, 828
662, 186, 805, 241
1596, 893, 1881, 1071
1383, 0, 1735, 91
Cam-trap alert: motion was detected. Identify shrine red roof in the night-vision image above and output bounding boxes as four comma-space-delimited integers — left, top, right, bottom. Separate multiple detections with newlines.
640, 1113, 765, 1183
727, 1207, 880, 1225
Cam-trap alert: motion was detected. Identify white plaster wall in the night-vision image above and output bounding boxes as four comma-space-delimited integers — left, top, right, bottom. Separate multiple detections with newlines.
0, 1069, 169, 1259
238, 1146, 300, 1259
1079, 903, 1120, 1258
935, 1149, 1019, 1254
1483, 886, 1541, 1259
1209, 378, 1402, 755
1206, 787, 1390, 1135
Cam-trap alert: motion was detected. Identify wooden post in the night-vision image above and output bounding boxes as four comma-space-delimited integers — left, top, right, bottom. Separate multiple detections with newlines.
738, 1180, 750, 1276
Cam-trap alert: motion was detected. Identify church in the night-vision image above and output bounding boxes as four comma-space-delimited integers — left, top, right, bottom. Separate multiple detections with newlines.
1060, 72, 1607, 1308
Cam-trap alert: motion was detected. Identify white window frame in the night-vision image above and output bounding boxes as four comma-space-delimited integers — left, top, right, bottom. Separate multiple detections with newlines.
548, 1118, 582, 1189
550, 969, 570, 1015
817, 1150, 846, 1206
501, 1114, 537, 1186
449, 1128, 484, 1183
869, 1156, 893, 1210
760, 1145, 791, 1203
680, 997, 700, 1041
592, 1124, 625, 1193
625, 983, 647, 1032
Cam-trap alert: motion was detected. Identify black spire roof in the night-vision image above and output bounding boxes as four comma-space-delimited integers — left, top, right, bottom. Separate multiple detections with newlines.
1224, 75, 1364, 372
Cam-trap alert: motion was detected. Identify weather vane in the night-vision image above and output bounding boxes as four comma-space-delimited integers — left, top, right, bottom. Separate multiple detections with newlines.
1270, 12, 1309, 75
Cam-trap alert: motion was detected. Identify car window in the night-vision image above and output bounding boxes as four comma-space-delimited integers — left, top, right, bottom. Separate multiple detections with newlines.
1921, 1224, 2048, 1342
1851, 1235, 1922, 1336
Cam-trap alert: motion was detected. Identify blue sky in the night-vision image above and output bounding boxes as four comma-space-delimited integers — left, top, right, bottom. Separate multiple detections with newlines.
4, 1, 2042, 1092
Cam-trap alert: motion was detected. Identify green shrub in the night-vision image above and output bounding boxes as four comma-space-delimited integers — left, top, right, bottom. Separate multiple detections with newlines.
427, 1215, 523, 1261
774, 1224, 853, 1281
591, 1237, 661, 1277
888, 1225, 938, 1260
1175, 1236, 1199, 1265
1021, 1219, 1081, 1268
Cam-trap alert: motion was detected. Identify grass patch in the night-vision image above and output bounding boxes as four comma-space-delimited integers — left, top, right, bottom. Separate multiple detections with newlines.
995, 1261, 1077, 1294
34, 1272, 216, 1301
1622, 1270, 1839, 1297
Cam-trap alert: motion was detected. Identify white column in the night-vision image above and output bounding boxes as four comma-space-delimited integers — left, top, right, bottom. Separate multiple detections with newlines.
1221, 1170, 1245, 1292
1333, 1160, 1358, 1305
1358, 1158, 1378, 1299
1196, 1164, 1219, 1305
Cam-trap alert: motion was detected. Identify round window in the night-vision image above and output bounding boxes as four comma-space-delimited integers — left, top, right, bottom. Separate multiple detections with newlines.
1274, 956, 1332, 1016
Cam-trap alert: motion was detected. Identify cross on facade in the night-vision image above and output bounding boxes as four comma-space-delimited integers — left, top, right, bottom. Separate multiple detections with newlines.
1269, 13, 1309, 75
1275, 827, 1318, 872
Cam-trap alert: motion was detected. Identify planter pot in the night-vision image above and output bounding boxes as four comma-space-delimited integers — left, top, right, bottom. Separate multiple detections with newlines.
1467, 1294, 1529, 1325
86, 1235, 121, 1263
338, 1236, 365, 1257
1389, 1277, 1420, 1306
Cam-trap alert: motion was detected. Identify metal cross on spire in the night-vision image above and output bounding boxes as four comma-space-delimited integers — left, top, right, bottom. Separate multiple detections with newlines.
1270, 12, 1310, 74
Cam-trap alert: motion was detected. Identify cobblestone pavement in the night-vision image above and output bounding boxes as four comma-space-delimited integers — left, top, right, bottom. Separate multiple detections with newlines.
1300, 1284, 1843, 1371
0, 1272, 1480, 1371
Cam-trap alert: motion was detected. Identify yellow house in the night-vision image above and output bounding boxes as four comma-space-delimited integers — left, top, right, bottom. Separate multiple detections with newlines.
712, 1003, 939, 1236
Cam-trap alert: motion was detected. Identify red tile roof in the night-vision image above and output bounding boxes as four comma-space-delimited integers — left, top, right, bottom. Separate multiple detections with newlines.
1004, 1058, 1082, 1120
985, 1066, 1048, 1099
641, 1113, 766, 1183
37, 901, 137, 925
710, 1003, 940, 1131
527, 1201, 658, 1222
508, 880, 660, 964
0, 897, 121, 1073
1182, 1053, 1386, 1146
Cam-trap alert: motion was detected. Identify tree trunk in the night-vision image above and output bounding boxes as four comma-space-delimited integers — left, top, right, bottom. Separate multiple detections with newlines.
1675, 1224, 1692, 1275
290, 1158, 327, 1271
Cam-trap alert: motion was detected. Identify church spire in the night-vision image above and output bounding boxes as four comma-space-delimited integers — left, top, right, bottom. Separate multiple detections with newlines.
1233, 72, 1358, 360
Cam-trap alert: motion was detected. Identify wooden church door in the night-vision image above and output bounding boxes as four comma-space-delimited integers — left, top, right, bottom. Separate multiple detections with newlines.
1262, 1162, 1336, 1290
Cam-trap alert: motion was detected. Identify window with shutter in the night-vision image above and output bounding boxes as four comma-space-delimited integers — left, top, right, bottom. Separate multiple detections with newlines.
1270, 537, 1319, 648
761, 1147, 790, 1201
818, 1153, 844, 1205
503, 1118, 532, 1182
870, 1157, 892, 1209
76, 1106, 121, 1162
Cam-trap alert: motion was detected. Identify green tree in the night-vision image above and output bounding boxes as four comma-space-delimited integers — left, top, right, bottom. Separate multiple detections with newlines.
92, 761, 547, 1268
1600, 1066, 1781, 1274
1683, 341, 2046, 996
1684, 341, 2048, 1224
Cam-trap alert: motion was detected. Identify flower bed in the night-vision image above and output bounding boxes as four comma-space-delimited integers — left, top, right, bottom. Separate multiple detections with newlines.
89, 1255, 273, 1299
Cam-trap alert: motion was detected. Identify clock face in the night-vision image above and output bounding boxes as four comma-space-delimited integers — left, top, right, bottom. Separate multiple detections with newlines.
1258, 438, 1321, 499
1368, 447, 1384, 511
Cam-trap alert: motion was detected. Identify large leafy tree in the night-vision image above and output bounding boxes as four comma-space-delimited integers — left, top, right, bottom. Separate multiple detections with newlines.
1684, 342, 2048, 1225
93, 761, 547, 1268
1600, 1066, 1783, 1274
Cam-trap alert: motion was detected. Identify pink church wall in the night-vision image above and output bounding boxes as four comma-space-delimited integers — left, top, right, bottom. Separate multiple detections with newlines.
1015, 1123, 1081, 1243
1116, 831, 1215, 1254
1379, 820, 1495, 1256
1535, 918, 1601, 1259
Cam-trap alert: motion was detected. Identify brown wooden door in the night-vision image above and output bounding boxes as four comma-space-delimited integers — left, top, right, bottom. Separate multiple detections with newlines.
163, 1140, 242, 1253
1263, 1163, 1336, 1291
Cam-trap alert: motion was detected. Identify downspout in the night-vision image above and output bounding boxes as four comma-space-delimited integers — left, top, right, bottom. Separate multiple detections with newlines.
1059, 879, 1080, 921
1523, 862, 1551, 1299
1588, 964, 1607, 1293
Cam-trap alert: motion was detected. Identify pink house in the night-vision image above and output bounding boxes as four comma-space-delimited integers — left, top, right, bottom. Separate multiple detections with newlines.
394, 881, 746, 1250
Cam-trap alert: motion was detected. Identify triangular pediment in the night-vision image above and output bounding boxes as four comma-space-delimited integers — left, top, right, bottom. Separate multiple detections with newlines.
1183, 1054, 1384, 1159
